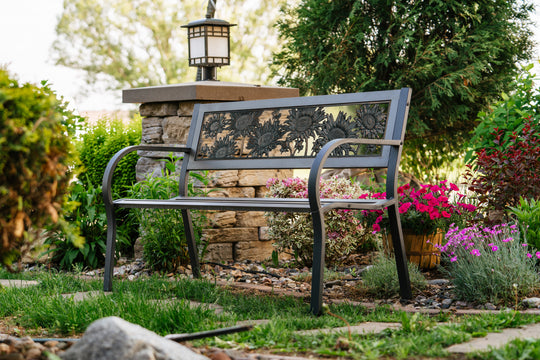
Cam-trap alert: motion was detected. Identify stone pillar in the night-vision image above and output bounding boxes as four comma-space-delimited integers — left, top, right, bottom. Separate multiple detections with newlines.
123, 81, 299, 263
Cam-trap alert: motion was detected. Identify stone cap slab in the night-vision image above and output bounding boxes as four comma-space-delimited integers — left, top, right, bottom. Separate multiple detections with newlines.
123, 81, 299, 103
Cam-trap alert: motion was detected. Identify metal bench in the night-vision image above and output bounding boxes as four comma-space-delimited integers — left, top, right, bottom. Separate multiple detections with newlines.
102, 88, 413, 315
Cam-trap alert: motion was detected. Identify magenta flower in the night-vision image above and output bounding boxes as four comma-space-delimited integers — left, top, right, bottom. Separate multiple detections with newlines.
527, 253, 533, 258
470, 249, 481, 256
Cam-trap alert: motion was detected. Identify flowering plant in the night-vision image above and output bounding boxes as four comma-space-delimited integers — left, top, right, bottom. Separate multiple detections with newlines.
265, 176, 370, 267
361, 180, 477, 236
436, 223, 539, 303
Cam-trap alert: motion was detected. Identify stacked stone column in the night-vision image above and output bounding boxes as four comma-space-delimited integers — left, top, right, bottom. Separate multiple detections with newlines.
126, 82, 299, 263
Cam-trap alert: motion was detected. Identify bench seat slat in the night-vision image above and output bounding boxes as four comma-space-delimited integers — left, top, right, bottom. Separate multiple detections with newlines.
112, 197, 395, 212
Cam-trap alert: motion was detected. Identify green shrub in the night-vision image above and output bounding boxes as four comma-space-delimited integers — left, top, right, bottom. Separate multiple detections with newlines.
0, 69, 82, 267
466, 62, 540, 163
44, 179, 108, 269
361, 254, 427, 298
509, 197, 540, 251
439, 223, 539, 304
266, 176, 371, 267
128, 156, 209, 272
78, 116, 141, 197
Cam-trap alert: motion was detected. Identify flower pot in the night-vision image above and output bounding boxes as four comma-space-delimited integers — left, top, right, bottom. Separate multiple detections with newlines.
383, 229, 443, 269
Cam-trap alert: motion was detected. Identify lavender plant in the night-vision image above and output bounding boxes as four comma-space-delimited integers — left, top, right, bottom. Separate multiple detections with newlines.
265, 176, 371, 267
437, 223, 539, 304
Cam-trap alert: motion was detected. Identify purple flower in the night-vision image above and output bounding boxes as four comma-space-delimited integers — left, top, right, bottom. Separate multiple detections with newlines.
470, 249, 481, 256
491, 246, 498, 252
527, 253, 533, 258
450, 256, 457, 262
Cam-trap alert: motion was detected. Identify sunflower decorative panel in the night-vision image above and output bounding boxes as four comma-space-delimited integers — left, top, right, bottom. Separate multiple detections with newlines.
196, 103, 389, 160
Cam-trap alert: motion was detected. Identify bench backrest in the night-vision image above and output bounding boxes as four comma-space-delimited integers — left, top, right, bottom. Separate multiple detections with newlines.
183, 88, 411, 172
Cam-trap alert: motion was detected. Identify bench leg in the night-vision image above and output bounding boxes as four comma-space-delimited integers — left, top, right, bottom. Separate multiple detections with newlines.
103, 205, 117, 292
181, 210, 201, 278
387, 204, 412, 300
310, 210, 326, 316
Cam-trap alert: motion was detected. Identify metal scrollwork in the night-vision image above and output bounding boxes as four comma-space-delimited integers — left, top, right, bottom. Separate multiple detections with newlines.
196, 103, 388, 160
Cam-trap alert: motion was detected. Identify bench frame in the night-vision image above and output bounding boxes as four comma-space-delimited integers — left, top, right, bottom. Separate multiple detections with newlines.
102, 88, 413, 315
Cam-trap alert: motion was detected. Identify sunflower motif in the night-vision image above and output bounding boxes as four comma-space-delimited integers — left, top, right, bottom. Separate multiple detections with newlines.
246, 118, 286, 158
225, 110, 264, 138
201, 112, 227, 138
313, 111, 359, 156
283, 106, 325, 155
355, 104, 387, 139
200, 135, 239, 159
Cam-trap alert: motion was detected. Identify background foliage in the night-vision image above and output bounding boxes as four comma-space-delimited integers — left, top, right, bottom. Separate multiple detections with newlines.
273, 0, 535, 179
0, 68, 82, 267
52, 0, 287, 91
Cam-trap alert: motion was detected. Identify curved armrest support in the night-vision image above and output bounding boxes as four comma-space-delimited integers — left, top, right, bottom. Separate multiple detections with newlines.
102, 144, 191, 206
307, 138, 401, 212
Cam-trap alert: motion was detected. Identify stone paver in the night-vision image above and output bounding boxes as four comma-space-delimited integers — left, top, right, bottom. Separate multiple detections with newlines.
446, 323, 540, 353
295, 322, 401, 336
61, 291, 112, 302
0, 279, 39, 288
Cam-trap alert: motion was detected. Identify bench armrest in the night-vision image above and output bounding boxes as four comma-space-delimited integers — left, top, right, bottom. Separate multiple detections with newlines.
102, 144, 191, 205
307, 138, 401, 212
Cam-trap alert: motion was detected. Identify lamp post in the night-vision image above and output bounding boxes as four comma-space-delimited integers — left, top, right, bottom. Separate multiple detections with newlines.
182, 3, 235, 81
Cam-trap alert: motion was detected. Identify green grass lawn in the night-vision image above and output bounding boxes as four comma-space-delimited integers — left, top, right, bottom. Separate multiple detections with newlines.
1, 268, 540, 359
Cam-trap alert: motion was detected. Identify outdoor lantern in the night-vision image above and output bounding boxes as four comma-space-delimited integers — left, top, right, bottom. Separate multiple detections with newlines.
182, 16, 235, 81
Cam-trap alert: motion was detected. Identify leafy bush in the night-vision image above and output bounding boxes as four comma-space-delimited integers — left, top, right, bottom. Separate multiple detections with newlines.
464, 117, 540, 213
0, 69, 82, 267
44, 180, 106, 269
78, 117, 141, 198
508, 197, 540, 251
265, 176, 371, 267
467, 63, 540, 163
361, 255, 427, 298
128, 157, 209, 272
437, 223, 539, 304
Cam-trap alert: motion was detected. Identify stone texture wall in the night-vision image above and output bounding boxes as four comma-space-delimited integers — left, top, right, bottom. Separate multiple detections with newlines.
137, 101, 292, 263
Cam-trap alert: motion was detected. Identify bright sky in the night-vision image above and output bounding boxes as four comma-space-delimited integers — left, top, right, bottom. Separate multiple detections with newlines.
1, 0, 539, 112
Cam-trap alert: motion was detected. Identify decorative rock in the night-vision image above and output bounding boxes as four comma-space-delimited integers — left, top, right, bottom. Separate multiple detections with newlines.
236, 212, 267, 227
207, 187, 256, 198
258, 227, 269, 241
203, 243, 234, 262
427, 279, 450, 286
237, 170, 278, 186
202, 228, 259, 244
441, 299, 453, 309
162, 116, 191, 144
235, 240, 274, 261
177, 102, 196, 116
135, 157, 165, 181
522, 297, 540, 308
206, 211, 237, 228
485, 303, 497, 311
60, 317, 209, 360
139, 102, 179, 117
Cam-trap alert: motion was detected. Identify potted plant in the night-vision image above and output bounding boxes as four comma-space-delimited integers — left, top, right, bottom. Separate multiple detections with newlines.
360, 181, 477, 268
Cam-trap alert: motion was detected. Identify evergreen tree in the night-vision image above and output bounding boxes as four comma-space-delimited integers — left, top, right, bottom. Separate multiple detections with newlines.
273, 0, 535, 177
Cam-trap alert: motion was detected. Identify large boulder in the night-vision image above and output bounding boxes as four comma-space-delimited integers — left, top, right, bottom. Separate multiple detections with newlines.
60, 317, 209, 360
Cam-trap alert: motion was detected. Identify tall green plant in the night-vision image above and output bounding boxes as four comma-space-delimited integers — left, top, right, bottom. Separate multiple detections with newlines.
44, 180, 107, 269
128, 156, 210, 272
0, 69, 83, 267
509, 197, 540, 251
466, 62, 540, 163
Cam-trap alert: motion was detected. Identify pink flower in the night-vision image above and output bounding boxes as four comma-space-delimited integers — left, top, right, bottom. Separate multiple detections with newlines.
450, 256, 457, 262
470, 249, 481, 256
399, 202, 412, 214
491, 246, 498, 252
527, 253, 533, 258
450, 183, 459, 191
373, 223, 381, 233
441, 211, 451, 218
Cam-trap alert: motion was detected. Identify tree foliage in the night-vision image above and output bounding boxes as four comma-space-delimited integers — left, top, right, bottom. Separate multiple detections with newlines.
0, 68, 82, 267
52, 0, 286, 90
272, 0, 535, 178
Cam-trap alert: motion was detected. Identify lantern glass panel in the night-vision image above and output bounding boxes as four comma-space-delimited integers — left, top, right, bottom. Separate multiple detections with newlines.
189, 36, 206, 59
207, 36, 228, 57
